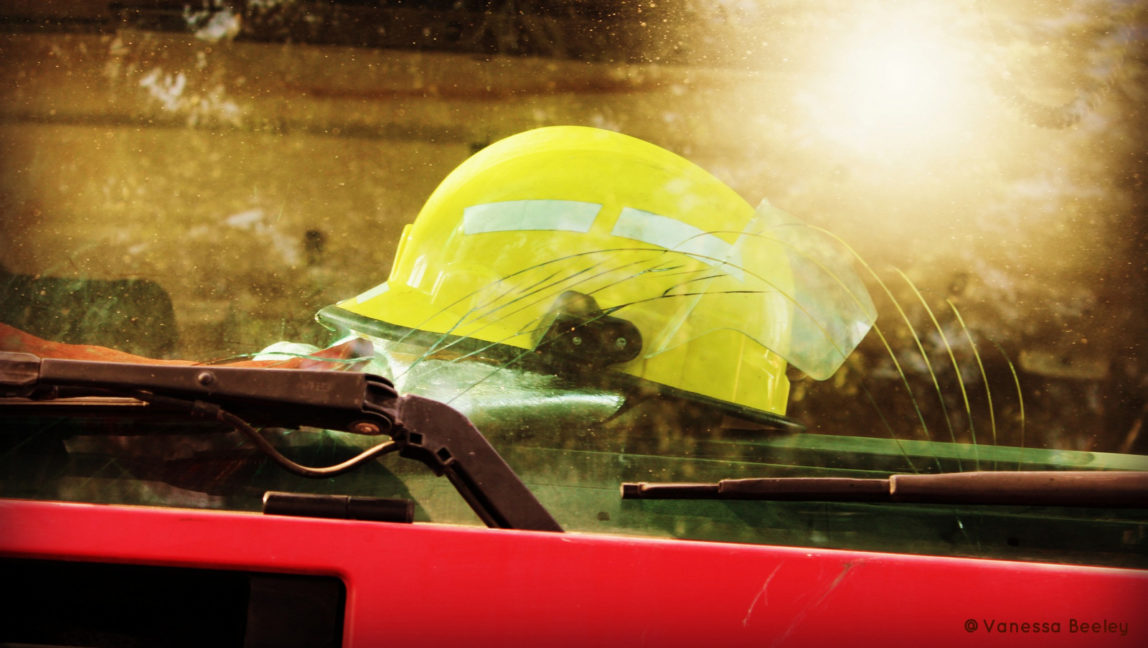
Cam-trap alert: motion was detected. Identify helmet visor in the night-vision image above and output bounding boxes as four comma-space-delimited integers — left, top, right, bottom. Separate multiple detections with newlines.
631, 201, 877, 380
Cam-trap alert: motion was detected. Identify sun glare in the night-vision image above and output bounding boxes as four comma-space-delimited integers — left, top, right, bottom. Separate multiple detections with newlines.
813, 7, 973, 158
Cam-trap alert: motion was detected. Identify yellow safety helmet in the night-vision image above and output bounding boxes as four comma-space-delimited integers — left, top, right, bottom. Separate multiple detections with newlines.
319, 126, 874, 427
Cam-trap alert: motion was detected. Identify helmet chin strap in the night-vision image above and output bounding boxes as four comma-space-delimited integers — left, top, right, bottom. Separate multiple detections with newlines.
531, 291, 643, 372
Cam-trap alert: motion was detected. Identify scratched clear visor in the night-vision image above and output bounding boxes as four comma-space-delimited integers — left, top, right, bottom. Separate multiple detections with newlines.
569, 200, 878, 381
633, 200, 878, 381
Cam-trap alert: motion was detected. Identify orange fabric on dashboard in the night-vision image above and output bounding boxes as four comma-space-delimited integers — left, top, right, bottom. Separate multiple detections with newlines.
0, 322, 370, 370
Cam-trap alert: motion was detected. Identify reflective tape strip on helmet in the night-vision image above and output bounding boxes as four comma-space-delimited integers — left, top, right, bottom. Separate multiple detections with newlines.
463, 200, 601, 234
611, 207, 744, 279
462, 200, 745, 279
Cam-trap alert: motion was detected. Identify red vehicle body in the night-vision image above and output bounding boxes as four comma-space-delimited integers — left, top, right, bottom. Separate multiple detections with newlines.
3, 498, 1146, 648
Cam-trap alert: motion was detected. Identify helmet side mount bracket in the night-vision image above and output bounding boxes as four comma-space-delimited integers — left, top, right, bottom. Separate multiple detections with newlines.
532, 291, 642, 371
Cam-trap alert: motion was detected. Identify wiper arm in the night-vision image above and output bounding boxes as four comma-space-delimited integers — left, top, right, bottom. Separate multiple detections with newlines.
0, 351, 561, 531
621, 471, 1148, 508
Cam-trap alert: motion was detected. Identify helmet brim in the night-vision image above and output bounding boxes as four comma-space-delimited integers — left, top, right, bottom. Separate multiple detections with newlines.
318, 304, 804, 433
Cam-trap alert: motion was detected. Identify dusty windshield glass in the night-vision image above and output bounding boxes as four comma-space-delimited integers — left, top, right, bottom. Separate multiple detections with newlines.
1, 1, 1146, 566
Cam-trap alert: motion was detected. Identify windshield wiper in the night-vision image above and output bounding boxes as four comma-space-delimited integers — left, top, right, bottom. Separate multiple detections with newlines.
621, 471, 1148, 508
0, 351, 562, 532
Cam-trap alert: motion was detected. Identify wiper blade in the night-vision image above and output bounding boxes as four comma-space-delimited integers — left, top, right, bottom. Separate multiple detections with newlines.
0, 351, 561, 531
621, 471, 1148, 508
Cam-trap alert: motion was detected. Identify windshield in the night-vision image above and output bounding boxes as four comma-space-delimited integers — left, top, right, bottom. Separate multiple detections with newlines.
1, 0, 1146, 568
